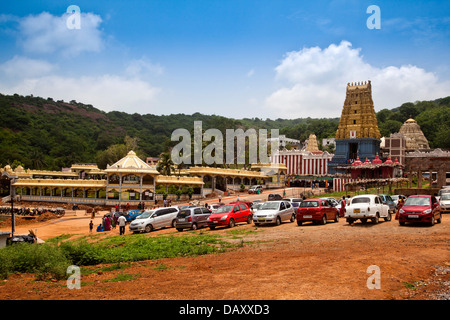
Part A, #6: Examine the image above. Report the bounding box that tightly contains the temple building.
[269,133,334,189]
[2,150,280,206]
[398,118,430,150]
[328,81,381,173]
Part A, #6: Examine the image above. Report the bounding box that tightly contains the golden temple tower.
[336,81,381,140]
[328,80,382,173]
[306,134,320,152]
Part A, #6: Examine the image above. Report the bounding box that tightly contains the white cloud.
[265,41,450,118]
[0,56,56,79]
[16,11,103,56]
[125,58,164,78]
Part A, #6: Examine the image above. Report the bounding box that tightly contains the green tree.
[157,152,174,176]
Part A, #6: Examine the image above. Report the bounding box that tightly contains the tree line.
[0,93,448,171]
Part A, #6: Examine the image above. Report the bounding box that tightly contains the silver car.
[253,200,295,226]
[175,207,212,231]
[129,207,179,233]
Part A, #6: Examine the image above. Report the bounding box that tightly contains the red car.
[207,202,252,229]
[398,195,442,226]
[296,198,339,225]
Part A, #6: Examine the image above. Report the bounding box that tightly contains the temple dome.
[398,118,430,150]
[109,150,150,169]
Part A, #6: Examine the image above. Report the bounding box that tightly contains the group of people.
[89,212,127,235]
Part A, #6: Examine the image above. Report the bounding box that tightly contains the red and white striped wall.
[271,151,334,176]
[332,178,354,192]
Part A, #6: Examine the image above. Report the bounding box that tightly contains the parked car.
[253,200,295,226]
[207,202,252,229]
[296,198,339,225]
[378,194,396,213]
[398,195,442,226]
[324,197,339,208]
[345,195,390,224]
[391,195,407,206]
[248,185,263,194]
[124,209,143,222]
[129,207,179,233]
[175,207,212,231]
[283,198,303,203]
[209,203,224,213]
[268,193,283,201]
[439,192,450,214]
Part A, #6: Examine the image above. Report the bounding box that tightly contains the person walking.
[339,196,346,218]
[118,214,127,235]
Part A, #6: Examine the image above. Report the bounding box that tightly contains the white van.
[129,207,179,233]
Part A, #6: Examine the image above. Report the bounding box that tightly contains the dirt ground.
[0,188,449,301]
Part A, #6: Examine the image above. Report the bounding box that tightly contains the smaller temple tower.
[329,81,381,173]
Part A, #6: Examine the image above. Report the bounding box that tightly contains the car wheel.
[276,216,281,226]
[191,223,198,230]
[372,213,379,224]
[176,228,183,232]
[290,214,295,222]
[247,215,252,224]
[320,215,327,225]
[228,218,235,228]
[429,215,435,226]
[334,213,339,223]
[437,214,442,224]
[384,212,391,222]
[172,219,177,228]
[145,224,153,233]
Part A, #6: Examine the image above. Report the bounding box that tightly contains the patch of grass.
[226,228,261,238]
[103,273,140,283]
[0,233,234,280]
[152,263,169,271]
[403,281,417,290]
[45,234,74,244]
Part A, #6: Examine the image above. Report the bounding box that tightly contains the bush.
[0,243,70,280]
[0,234,232,280]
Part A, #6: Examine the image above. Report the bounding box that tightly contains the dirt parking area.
[0,204,448,300]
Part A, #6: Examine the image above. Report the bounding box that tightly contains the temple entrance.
[349,143,358,160]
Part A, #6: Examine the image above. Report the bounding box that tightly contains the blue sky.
[0,0,449,119]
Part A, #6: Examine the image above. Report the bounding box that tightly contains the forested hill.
[0,93,449,171]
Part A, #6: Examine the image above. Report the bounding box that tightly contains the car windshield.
[300,201,318,207]
[215,205,233,213]
[351,197,370,204]
[260,202,280,210]
[404,197,430,206]
[441,193,450,200]
[136,210,154,219]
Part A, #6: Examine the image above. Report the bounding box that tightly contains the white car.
[344,195,391,224]
[253,200,295,226]
[439,192,450,214]
[129,207,179,233]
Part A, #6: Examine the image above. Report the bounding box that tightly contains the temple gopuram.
[329,80,382,174]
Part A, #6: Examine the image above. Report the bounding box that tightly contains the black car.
[268,193,283,201]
